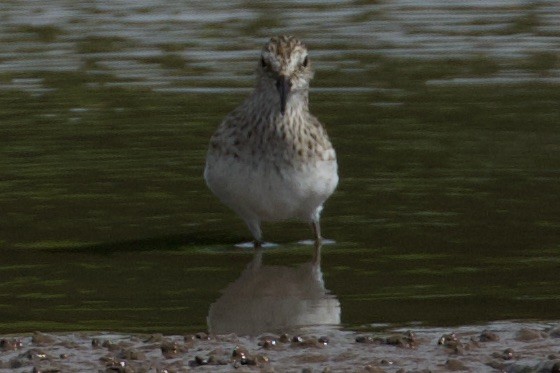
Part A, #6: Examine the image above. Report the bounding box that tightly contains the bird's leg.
[311,220,322,245]
[244,217,263,249]
[311,220,323,265]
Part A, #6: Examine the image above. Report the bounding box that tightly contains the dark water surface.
[1,1,560,334]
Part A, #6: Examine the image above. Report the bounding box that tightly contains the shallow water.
[1,1,560,335]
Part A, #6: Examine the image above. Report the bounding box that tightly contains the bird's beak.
[275,75,291,116]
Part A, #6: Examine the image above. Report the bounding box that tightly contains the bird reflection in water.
[207,244,340,336]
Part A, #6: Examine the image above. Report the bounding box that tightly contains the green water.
[1,1,560,334]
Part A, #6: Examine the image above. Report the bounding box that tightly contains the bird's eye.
[302,56,309,67]
[260,56,267,67]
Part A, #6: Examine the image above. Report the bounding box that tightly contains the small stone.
[292,335,304,343]
[99,356,117,365]
[389,331,416,348]
[548,326,560,338]
[279,334,290,343]
[438,333,458,346]
[385,332,416,348]
[18,348,49,360]
[318,336,329,346]
[232,345,252,364]
[101,340,119,351]
[105,360,129,373]
[0,338,23,351]
[183,334,195,342]
[119,348,145,360]
[143,333,163,343]
[296,336,323,348]
[161,340,180,358]
[254,354,270,365]
[516,328,546,341]
[479,330,500,342]
[242,356,257,365]
[385,335,404,346]
[32,332,54,346]
[258,336,278,349]
[356,335,374,343]
[91,338,101,348]
[195,332,209,340]
[501,348,516,360]
[193,356,208,366]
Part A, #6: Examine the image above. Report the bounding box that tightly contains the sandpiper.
[204,35,338,248]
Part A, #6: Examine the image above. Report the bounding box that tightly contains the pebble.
[101,340,120,352]
[479,330,500,342]
[548,326,560,338]
[232,345,249,360]
[198,355,211,365]
[279,333,291,343]
[195,332,209,340]
[438,332,464,353]
[516,328,547,341]
[118,348,145,360]
[380,331,417,349]
[356,335,376,344]
[438,333,459,346]
[292,335,304,343]
[491,347,517,360]
[160,339,181,358]
[0,338,23,350]
[143,333,163,343]
[258,336,279,349]
[31,331,55,346]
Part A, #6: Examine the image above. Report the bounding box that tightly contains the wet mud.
[2,322,560,372]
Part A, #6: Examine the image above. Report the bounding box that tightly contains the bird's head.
[258,35,313,115]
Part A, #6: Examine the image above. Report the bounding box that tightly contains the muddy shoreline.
[1,321,560,372]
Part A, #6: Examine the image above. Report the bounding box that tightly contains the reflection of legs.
[311,219,322,265]
[311,205,324,265]
[248,248,263,272]
[312,240,322,266]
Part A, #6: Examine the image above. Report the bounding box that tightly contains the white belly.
[205,155,338,223]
